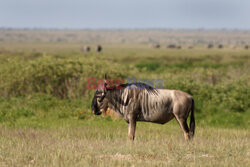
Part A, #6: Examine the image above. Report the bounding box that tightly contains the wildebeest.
[207,44,213,49]
[91,75,195,141]
[152,44,160,48]
[96,45,102,52]
[218,44,223,49]
[81,46,91,52]
[102,107,121,119]
[167,44,177,49]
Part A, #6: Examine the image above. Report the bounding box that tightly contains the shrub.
[0,55,130,99]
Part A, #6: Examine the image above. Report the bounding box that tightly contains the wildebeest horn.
[104,74,108,90]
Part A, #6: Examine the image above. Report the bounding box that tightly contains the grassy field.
[0,120,249,167]
[0,30,249,166]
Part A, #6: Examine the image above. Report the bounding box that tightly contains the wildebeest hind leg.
[175,117,190,141]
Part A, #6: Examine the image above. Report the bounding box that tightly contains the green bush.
[0,55,130,99]
[136,62,160,71]
[0,48,249,128]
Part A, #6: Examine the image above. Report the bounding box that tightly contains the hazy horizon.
[1,27,250,31]
[1,0,250,29]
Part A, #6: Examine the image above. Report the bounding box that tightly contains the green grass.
[0,39,249,166]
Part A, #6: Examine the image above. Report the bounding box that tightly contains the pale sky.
[0,0,250,29]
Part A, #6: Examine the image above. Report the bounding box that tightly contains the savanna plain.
[0,29,249,166]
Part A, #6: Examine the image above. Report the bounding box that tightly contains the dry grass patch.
[0,122,249,167]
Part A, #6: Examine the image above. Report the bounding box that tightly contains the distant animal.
[96,45,102,52]
[152,44,160,48]
[91,75,195,141]
[177,46,182,49]
[207,44,213,49]
[188,46,193,49]
[81,46,91,52]
[167,44,177,49]
[218,44,223,49]
[245,45,249,49]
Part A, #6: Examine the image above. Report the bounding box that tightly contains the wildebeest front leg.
[128,119,136,141]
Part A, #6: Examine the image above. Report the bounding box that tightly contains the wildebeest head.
[91,75,108,115]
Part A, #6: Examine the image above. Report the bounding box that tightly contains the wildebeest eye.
[95,90,104,96]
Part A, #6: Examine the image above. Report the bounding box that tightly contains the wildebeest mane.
[104,83,158,113]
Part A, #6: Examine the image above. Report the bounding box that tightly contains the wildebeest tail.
[189,98,195,137]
